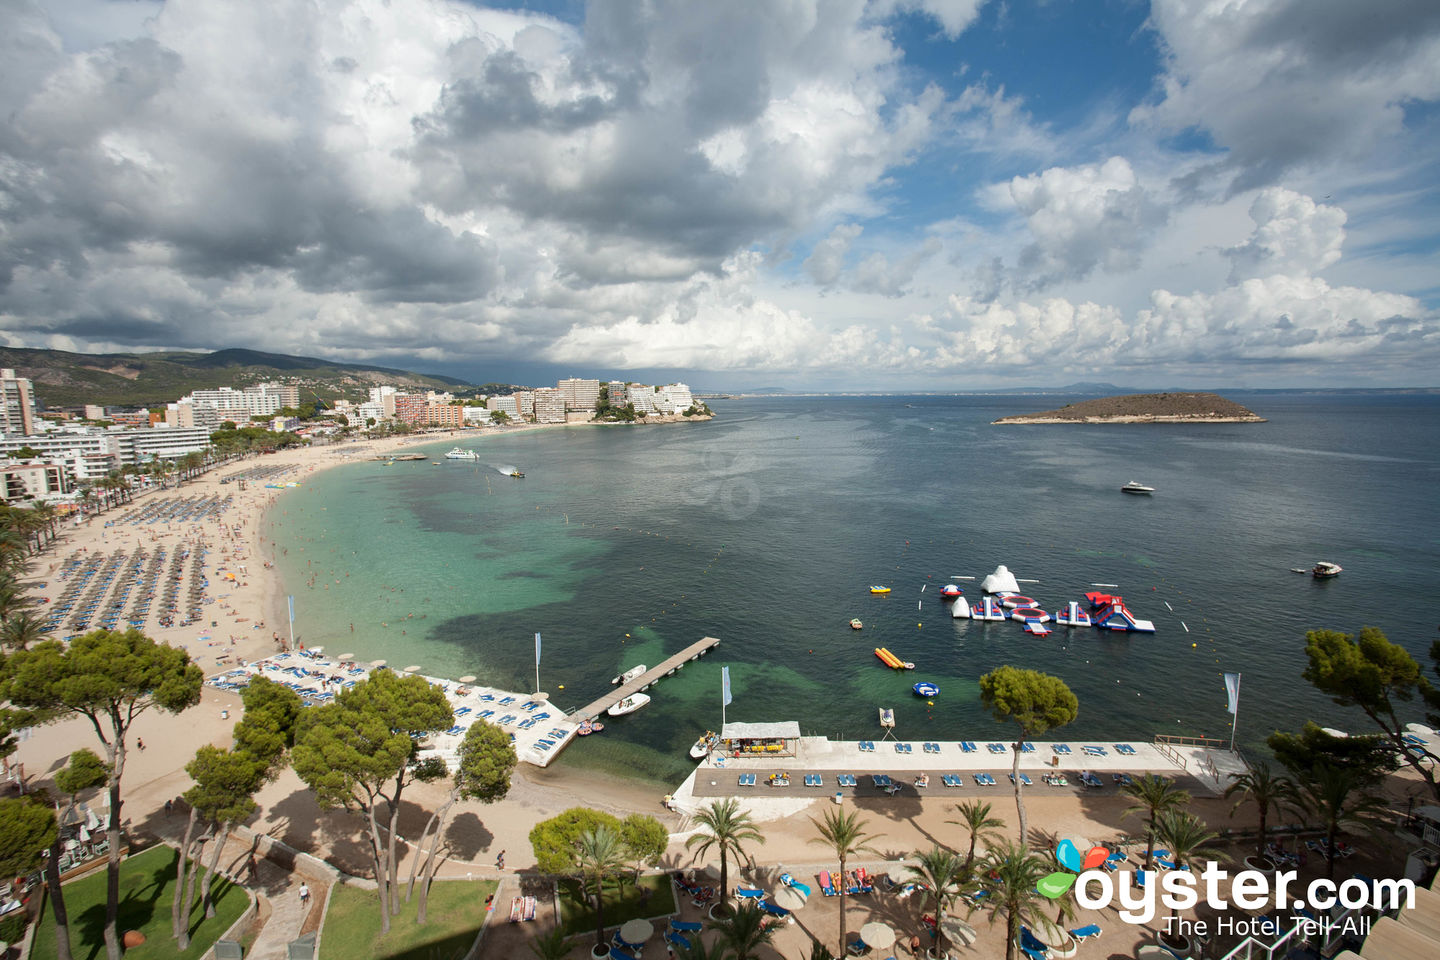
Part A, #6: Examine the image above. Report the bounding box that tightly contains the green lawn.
[557,874,677,937]
[30,844,249,960]
[318,879,497,960]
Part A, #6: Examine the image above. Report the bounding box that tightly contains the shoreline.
[993,414,1268,424]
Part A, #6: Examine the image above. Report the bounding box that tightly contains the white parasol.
[458,675,477,684]
[939,916,977,946]
[618,918,653,944]
[772,885,808,911]
[337,653,355,661]
[403,665,423,673]
[859,922,896,950]
[370,659,387,667]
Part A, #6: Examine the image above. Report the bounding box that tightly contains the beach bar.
[721,721,802,758]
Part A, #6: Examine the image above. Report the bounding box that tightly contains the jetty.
[572,636,722,722]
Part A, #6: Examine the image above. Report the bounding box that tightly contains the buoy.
[558,684,565,689]
[917,623,922,628]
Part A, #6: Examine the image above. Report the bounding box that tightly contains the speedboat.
[913,681,940,698]
[879,707,895,727]
[689,730,720,759]
[611,664,647,685]
[1121,481,1155,494]
[607,693,651,717]
[870,585,891,594]
[445,447,479,460]
[1312,561,1342,579]
[509,470,525,478]
[849,618,863,630]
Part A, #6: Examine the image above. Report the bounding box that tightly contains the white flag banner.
[722,666,733,707]
[1224,672,1241,715]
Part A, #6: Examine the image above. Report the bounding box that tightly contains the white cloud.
[869,0,989,39]
[803,224,864,286]
[1225,188,1346,283]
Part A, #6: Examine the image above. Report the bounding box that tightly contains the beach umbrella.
[310,646,324,654]
[859,922,896,950]
[533,691,550,700]
[403,665,423,673]
[1030,923,1073,949]
[619,919,653,944]
[458,675,477,684]
[370,659,387,667]
[772,884,807,911]
[338,653,355,661]
[939,917,976,946]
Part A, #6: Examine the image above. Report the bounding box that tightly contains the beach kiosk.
[721,721,801,759]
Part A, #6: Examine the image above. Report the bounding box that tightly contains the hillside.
[0,347,472,407]
[993,391,1266,424]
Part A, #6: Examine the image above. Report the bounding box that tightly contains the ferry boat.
[1121,480,1155,494]
[607,693,651,717]
[611,664,647,685]
[689,730,720,759]
[445,447,479,461]
[869,585,892,594]
[1312,561,1342,579]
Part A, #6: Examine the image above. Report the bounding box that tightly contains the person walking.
[299,882,311,906]
[496,850,505,870]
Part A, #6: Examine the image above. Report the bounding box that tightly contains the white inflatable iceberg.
[980,564,1020,595]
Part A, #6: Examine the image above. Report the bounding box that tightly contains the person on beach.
[496,850,505,870]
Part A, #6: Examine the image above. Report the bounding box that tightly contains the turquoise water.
[267,395,1440,785]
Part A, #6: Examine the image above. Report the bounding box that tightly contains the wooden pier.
[571,636,722,722]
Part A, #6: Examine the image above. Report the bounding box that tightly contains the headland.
[993,391,1266,424]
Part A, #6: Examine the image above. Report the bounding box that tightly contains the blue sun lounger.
[1009,772,1033,786]
[669,920,702,933]
[804,774,823,787]
[735,887,764,900]
[894,742,912,753]
[1114,742,1137,755]
[987,742,1006,754]
[1052,743,1072,755]
[872,774,893,787]
[961,741,977,752]
[1069,924,1102,942]
[760,900,790,917]
[738,773,757,786]
[942,774,962,787]
[664,931,691,950]
[837,774,857,787]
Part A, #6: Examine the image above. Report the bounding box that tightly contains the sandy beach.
[10,429,1420,959]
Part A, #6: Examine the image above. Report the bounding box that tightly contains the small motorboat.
[689,730,720,759]
[1312,561,1342,579]
[509,470,525,478]
[879,707,895,728]
[1121,481,1155,494]
[913,681,939,698]
[870,585,892,594]
[850,618,863,630]
[611,664,647,685]
[607,693,651,717]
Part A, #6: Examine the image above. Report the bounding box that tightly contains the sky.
[1,0,1438,390]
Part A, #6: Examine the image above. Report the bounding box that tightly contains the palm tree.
[975,841,1058,960]
[686,798,763,917]
[1153,811,1225,943]
[1295,763,1390,880]
[706,901,774,960]
[3,609,50,651]
[528,927,571,960]
[949,799,1006,871]
[574,824,628,954]
[903,846,968,959]
[1225,760,1300,866]
[809,806,878,956]
[1122,774,1191,869]
[676,933,732,960]
[77,486,96,517]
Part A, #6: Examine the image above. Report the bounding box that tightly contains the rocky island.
[993,391,1266,424]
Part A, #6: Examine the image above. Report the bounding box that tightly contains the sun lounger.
[872,774,892,787]
[1020,742,1035,753]
[1082,745,1107,756]
[942,774,963,787]
[1052,743,1072,755]
[1019,944,1048,960]
[1080,772,1103,788]
[738,773,757,786]
[523,896,537,920]
[804,773,823,787]
[446,725,463,736]
[735,887,765,900]
[780,874,812,897]
[987,742,1006,754]
[894,742,912,753]
[669,920,703,933]
[837,774,857,787]
[664,931,691,950]
[1008,772,1033,786]
[509,897,524,922]
[760,900,790,917]
[609,948,639,960]
[1114,743,1136,755]
[961,741,977,752]
[1155,857,1177,870]
[820,870,837,896]
[973,773,991,786]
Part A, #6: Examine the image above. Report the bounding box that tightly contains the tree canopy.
[0,797,57,879]
[530,808,626,876]
[979,666,1077,847]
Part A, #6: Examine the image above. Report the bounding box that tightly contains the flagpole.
[287,595,295,652]
[1229,673,1241,753]
[534,633,541,694]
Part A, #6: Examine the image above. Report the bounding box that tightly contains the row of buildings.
[0,367,698,503]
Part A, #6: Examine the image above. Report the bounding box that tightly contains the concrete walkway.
[241,852,316,960]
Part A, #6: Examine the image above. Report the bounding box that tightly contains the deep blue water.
[270,393,1440,784]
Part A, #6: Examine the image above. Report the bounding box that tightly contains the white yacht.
[445,447,479,461]
[1120,480,1155,494]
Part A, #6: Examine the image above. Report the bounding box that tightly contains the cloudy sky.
[2,0,1438,389]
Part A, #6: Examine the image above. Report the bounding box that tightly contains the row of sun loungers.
[736,769,1147,790]
[507,895,536,922]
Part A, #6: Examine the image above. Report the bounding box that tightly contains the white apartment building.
[625,384,657,413]
[1,462,71,503]
[558,378,600,411]
[1,368,37,436]
[486,396,519,417]
[166,399,223,431]
[514,391,535,419]
[656,382,694,414]
[355,401,386,424]
[184,385,283,418]
[368,386,398,418]
[462,405,491,425]
[115,425,213,464]
[533,387,566,424]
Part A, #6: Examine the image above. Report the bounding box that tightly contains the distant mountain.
[0,346,472,408]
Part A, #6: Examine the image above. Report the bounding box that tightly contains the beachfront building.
[532,387,566,424]
[183,384,286,418]
[0,462,72,503]
[605,380,626,405]
[1,368,37,436]
[118,425,213,465]
[486,395,519,417]
[165,399,223,431]
[656,382,694,414]
[558,377,600,412]
[514,390,535,420]
[368,386,398,418]
[625,383,657,414]
[106,410,152,429]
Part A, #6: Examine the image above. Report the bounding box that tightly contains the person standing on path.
[496,850,505,870]
[299,882,310,906]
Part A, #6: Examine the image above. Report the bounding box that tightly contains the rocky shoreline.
[994,391,1266,424]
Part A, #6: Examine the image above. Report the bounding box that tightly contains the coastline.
[993,414,1268,424]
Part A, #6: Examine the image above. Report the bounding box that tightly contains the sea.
[266,393,1440,786]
